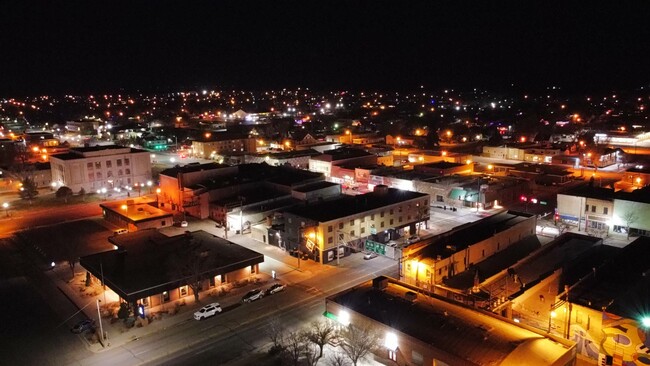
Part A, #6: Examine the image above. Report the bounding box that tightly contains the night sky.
[1,1,649,95]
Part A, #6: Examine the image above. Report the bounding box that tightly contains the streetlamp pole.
[96,299,105,346]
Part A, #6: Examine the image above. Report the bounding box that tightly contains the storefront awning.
[449,188,468,200]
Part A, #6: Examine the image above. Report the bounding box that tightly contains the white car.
[266,283,285,295]
[193,302,222,320]
[180,221,189,227]
[241,289,264,303]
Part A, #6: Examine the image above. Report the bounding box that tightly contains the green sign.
[365,240,386,255]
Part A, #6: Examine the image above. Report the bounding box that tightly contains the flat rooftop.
[413,211,533,260]
[444,235,542,290]
[80,230,263,301]
[100,198,173,223]
[479,233,601,303]
[285,187,427,223]
[311,147,374,162]
[567,236,650,318]
[327,277,575,365]
[160,162,231,177]
[52,145,147,160]
[292,181,340,193]
[561,184,650,204]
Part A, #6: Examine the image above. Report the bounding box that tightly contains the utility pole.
[96,299,105,346]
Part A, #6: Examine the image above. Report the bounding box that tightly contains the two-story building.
[49,145,151,193]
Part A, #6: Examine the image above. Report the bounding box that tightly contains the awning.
[449,188,468,200]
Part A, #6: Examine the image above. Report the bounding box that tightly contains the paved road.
[0,202,102,238]
[64,254,396,366]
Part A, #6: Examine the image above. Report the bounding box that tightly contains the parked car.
[363,252,378,260]
[289,250,309,260]
[407,235,420,244]
[71,319,95,333]
[266,283,285,295]
[180,221,189,227]
[113,228,128,235]
[193,302,222,320]
[241,289,264,303]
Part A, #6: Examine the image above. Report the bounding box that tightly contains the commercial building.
[49,145,151,193]
[100,197,174,232]
[557,185,650,237]
[308,147,377,177]
[158,163,324,225]
[401,211,537,289]
[325,276,576,366]
[191,132,256,158]
[80,230,264,308]
[284,185,429,264]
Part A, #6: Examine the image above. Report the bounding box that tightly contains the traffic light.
[520,195,528,202]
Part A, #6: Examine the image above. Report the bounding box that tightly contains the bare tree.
[306,320,338,359]
[61,237,82,280]
[303,342,321,366]
[326,351,351,366]
[172,234,212,302]
[283,331,307,366]
[340,324,380,366]
[622,210,639,240]
[265,318,286,354]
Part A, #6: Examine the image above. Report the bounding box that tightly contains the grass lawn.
[9,192,104,211]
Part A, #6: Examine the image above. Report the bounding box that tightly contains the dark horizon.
[1,1,649,96]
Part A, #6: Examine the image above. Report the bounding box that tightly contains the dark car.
[241,289,264,303]
[71,319,95,334]
[289,250,309,260]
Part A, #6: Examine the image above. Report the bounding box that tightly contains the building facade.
[49,145,151,193]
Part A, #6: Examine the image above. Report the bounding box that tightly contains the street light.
[2,202,8,217]
[96,299,105,345]
[156,188,161,206]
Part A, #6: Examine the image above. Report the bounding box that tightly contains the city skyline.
[1,1,649,96]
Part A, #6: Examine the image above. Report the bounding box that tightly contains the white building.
[50,145,151,193]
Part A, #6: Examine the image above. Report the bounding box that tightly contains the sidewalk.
[47,256,280,353]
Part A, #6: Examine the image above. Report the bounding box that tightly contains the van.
[113,228,128,235]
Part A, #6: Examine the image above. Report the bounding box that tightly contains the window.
[388,350,397,362]
[436,195,444,202]
[96,172,102,179]
[117,159,122,167]
[87,162,93,170]
[118,169,123,176]
[107,171,113,178]
[360,217,365,223]
[380,221,385,228]
[350,220,354,226]
[106,160,112,168]
[389,209,394,215]
[380,211,385,218]
[328,225,333,233]
[162,291,170,302]
[399,216,403,223]
[328,237,333,244]
[360,227,365,234]
[390,219,394,225]
[350,230,355,236]
[371,214,375,220]
[180,285,188,297]
[412,350,423,365]
[407,215,411,220]
[141,297,149,307]
[591,205,596,213]
[585,204,589,212]
[604,207,608,215]
[88,173,94,181]
[124,158,130,165]
[95,161,101,169]
[125,168,131,174]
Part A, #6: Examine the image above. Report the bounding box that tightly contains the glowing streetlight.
[2,202,8,217]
